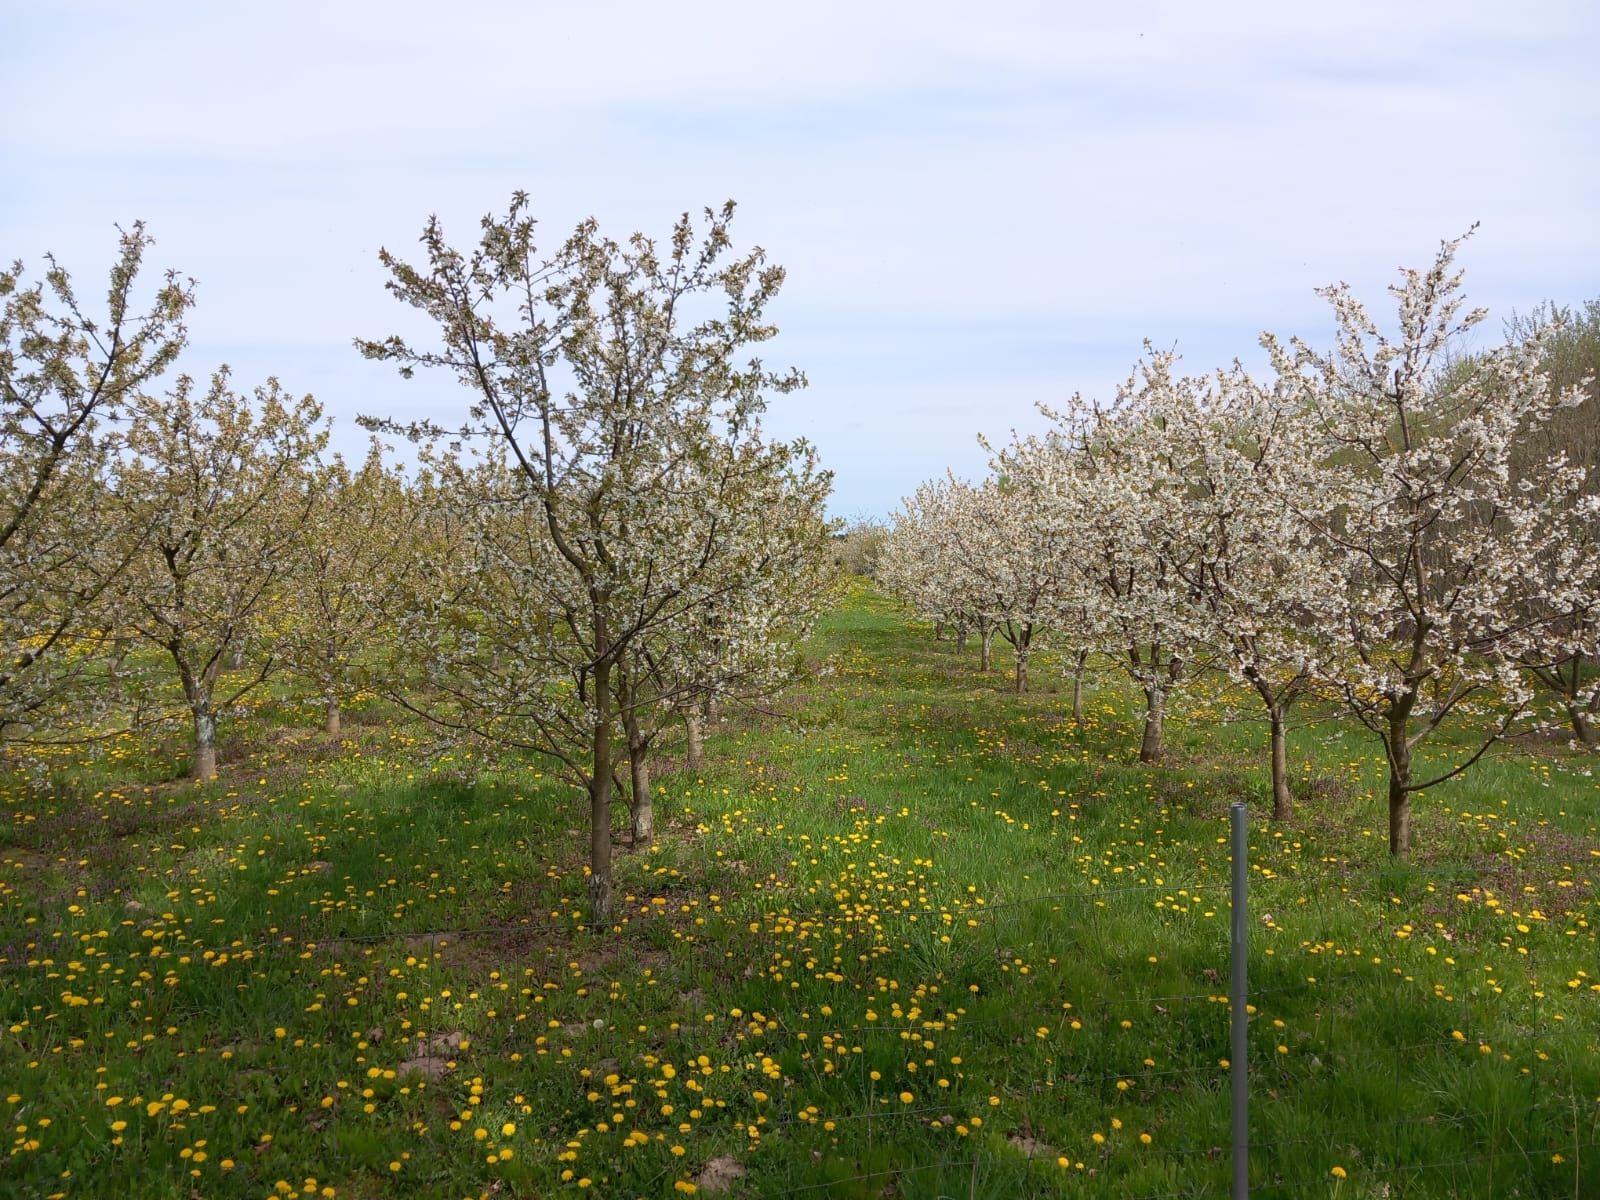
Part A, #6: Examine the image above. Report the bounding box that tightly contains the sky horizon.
[7,0,1596,518]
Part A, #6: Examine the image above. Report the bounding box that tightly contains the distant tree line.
[881,233,1599,855]
[1,201,837,924]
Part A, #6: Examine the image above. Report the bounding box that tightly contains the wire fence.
[8,799,1597,1198]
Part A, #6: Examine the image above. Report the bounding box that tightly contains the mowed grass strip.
[2,581,1597,1198]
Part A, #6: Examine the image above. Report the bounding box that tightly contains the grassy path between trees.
[3,582,1597,1198]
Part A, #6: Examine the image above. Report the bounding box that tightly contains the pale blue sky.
[6,0,1596,515]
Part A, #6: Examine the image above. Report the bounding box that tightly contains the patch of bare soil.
[1007,1132,1061,1161]
[695,1155,747,1194]
[397,1030,465,1079]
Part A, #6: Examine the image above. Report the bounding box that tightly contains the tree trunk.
[588,658,615,926]
[325,692,342,738]
[1268,705,1291,820]
[229,643,247,670]
[629,747,653,843]
[1012,626,1032,694]
[1070,650,1088,723]
[193,703,218,781]
[175,649,220,782]
[1386,721,1412,856]
[1138,684,1164,764]
[623,699,653,844]
[107,641,129,703]
[1387,771,1411,856]
[934,619,945,642]
[1568,704,1597,750]
[979,624,994,672]
[685,710,705,771]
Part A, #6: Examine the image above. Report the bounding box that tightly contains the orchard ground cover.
[2,582,1597,1199]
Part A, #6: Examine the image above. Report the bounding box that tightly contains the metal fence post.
[1230,801,1249,1200]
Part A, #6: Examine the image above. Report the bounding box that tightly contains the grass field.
[3,582,1598,1198]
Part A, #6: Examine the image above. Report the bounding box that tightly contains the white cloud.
[5,0,1595,513]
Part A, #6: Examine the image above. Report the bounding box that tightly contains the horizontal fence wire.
[14,842,1595,1199]
[758,1157,986,1198]
[109,876,1240,962]
[748,1137,1600,1200]
[126,857,1534,962]
[300,947,1592,1194]
[1159,1108,1585,1161]
[1247,1140,1600,1194]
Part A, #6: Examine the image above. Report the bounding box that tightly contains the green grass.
[3,581,1597,1198]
